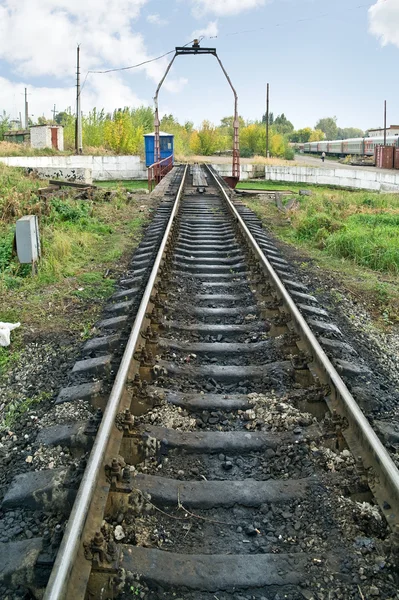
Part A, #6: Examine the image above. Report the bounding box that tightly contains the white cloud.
[164,77,189,94]
[0,0,187,118]
[369,0,399,47]
[0,0,151,78]
[191,21,219,40]
[191,0,266,17]
[147,13,169,26]
[0,74,147,121]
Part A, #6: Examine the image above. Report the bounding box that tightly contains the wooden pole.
[266,83,270,158]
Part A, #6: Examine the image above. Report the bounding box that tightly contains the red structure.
[154,41,240,188]
[148,155,174,191]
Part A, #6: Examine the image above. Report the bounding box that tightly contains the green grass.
[287,190,399,273]
[242,187,399,325]
[0,164,150,342]
[95,180,148,191]
[237,179,363,193]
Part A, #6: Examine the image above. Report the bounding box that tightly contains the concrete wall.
[26,167,92,183]
[0,155,147,181]
[30,127,51,149]
[212,163,399,192]
[263,166,399,192]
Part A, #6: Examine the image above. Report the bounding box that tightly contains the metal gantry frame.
[154,41,240,186]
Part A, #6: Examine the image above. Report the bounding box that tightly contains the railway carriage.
[327,140,343,154]
[304,134,399,157]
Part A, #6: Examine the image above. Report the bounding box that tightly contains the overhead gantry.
[153,40,240,187]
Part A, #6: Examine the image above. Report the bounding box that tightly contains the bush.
[0,228,14,272]
[284,146,295,160]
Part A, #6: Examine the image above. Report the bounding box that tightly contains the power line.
[88,48,176,75]
[205,0,389,40]
[78,38,200,97]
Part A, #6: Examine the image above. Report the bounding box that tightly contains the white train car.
[303,135,399,156]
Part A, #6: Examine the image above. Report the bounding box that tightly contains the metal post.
[24,88,29,130]
[266,83,270,159]
[19,112,22,130]
[76,45,83,154]
[52,104,57,121]
[384,100,387,146]
[154,54,177,163]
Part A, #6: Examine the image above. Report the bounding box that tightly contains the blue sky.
[0,0,397,131]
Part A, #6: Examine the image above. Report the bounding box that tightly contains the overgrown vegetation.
[0,164,150,339]
[240,181,399,325]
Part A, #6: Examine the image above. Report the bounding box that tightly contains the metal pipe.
[214,53,240,180]
[154,53,177,163]
[208,164,399,515]
[44,164,188,600]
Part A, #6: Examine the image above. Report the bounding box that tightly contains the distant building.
[30,125,64,151]
[367,125,399,137]
[4,130,30,144]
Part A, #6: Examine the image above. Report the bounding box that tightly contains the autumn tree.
[309,129,325,142]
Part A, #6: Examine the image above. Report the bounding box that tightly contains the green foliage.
[287,188,399,273]
[50,198,92,223]
[0,228,14,272]
[315,116,337,140]
[0,111,10,141]
[273,113,294,135]
[190,120,225,156]
[337,127,365,140]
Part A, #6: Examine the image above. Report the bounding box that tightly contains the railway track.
[2,164,399,600]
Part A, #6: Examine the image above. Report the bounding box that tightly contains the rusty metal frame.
[148,154,174,191]
[154,41,240,185]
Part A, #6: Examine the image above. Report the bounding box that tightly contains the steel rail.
[44,164,188,600]
[208,164,399,516]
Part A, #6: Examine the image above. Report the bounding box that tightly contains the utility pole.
[24,87,29,130]
[265,83,270,158]
[52,104,57,122]
[384,100,387,146]
[75,45,83,154]
[19,112,22,130]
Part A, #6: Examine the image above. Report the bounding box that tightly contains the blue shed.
[144,131,174,167]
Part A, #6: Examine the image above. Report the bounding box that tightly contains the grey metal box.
[16,215,41,263]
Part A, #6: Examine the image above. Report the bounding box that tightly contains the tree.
[55,111,71,126]
[189,121,224,156]
[262,112,274,125]
[273,114,294,135]
[0,111,10,140]
[315,117,337,140]
[337,127,364,140]
[289,127,313,143]
[309,129,325,142]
